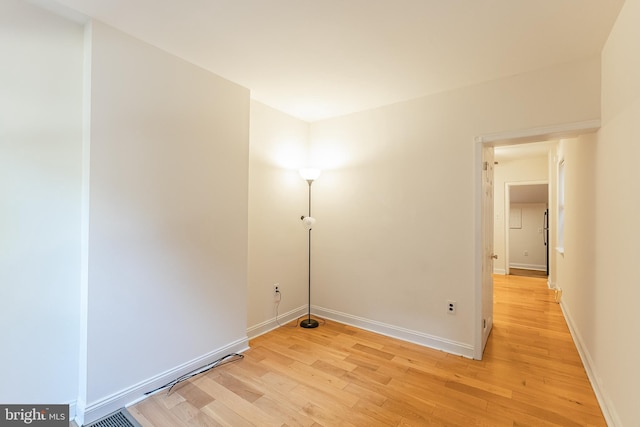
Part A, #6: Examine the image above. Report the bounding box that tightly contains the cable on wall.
[274,289,326,328]
[144,353,244,396]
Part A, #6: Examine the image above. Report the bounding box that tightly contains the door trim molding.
[474,119,600,145]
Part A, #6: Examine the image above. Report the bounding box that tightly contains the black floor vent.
[83,408,142,427]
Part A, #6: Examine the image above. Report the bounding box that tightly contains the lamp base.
[300,318,319,329]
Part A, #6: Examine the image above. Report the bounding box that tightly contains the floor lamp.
[299,168,321,328]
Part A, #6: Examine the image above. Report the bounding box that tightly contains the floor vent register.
[83,409,142,427]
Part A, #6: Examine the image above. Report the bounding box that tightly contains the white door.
[481,146,495,352]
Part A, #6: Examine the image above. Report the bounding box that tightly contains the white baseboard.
[246,306,308,339]
[67,400,76,423]
[76,337,249,426]
[509,263,546,271]
[313,306,474,359]
[559,301,620,426]
[75,398,86,426]
[493,268,506,275]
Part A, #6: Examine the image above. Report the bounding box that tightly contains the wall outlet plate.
[447,300,456,315]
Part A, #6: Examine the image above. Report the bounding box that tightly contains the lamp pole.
[300,177,319,328]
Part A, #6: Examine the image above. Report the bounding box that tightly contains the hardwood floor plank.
[200,400,256,427]
[380,396,435,425]
[131,275,606,426]
[446,371,513,399]
[212,370,263,403]
[127,405,156,427]
[198,376,281,427]
[134,395,190,427]
[387,377,489,412]
[297,401,360,427]
[252,394,317,427]
[351,398,403,426]
[184,411,225,427]
[309,359,350,379]
[169,401,208,425]
[173,381,214,409]
[259,359,354,404]
[342,382,387,406]
[351,343,395,360]
[351,365,392,385]
[430,403,505,427]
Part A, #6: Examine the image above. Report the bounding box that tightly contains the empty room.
[1,0,639,426]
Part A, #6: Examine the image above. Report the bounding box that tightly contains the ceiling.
[41,0,624,122]
[494,140,556,162]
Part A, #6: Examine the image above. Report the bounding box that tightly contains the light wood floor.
[130,275,605,426]
[509,268,548,278]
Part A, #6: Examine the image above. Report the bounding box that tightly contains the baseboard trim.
[67,400,76,423]
[559,301,620,426]
[77,337,249,426]
[313,306,474,359]
[246,306,308,339]
[509,263,546,271]
[493,268,506,275]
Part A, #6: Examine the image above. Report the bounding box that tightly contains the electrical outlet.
[273,283,280,299]
[447,300,456,315]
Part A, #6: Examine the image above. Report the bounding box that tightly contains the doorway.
[474,120,600,360]
[504,182,549,278]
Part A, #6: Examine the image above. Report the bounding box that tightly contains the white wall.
[553,136,596,327]
[79,21,250,423]
[553,134,603,415]
[247,101,310,336]
[0,0,83,405]
[309,56,600,356]
[509,203,547,270]
[557,1,640,424]
[493,155,549,274]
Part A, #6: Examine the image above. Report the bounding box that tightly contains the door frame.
[473,119,600,360]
